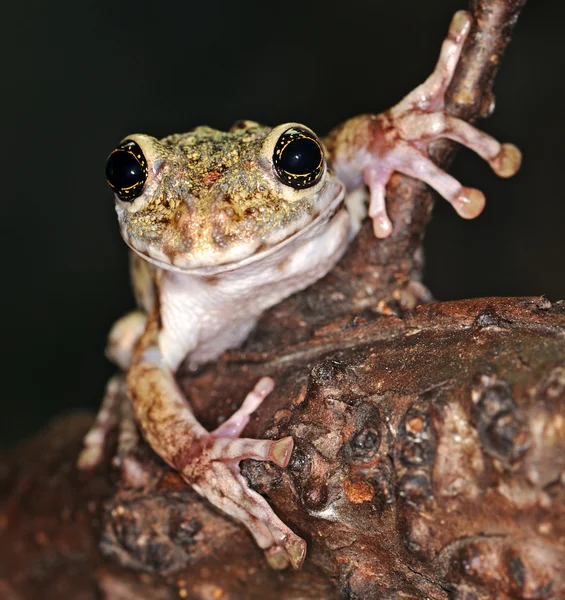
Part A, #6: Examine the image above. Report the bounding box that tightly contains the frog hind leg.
[77,311,146,472]
[77,374,124,470]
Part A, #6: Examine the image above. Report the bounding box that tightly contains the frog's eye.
[105,140,148,202]
[273,127,324,189]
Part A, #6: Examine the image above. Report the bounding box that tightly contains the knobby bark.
[5,2,563,600]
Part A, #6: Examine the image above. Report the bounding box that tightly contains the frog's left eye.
[273,127,324,189]
[106,140,148,202]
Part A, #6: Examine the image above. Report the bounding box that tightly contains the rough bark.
[4,1,561,600]
[3,297,564,600]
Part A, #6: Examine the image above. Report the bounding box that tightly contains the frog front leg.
[127,307,307,570]
[326,10,521,238]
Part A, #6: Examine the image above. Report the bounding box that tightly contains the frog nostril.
[273,127,324,189]
[106,140,148,202]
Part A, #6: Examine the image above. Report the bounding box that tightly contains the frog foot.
[369,10,522,237]
[328,10,521,238]
[175,377,307,570]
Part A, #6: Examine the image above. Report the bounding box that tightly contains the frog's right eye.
[105,140,148,202]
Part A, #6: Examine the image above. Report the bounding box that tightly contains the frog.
[78,11,521,571]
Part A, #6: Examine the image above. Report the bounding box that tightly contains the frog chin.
[124,181,346,276]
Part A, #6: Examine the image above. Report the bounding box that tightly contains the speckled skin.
[79,11,521,570]
[119,122,345,272]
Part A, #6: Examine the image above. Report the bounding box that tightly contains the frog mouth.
[123,181,347,276]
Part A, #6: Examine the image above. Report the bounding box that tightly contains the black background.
[2,1,563,447]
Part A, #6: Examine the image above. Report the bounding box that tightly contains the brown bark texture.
[5,1,563,599]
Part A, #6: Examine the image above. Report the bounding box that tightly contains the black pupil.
[279,137,321,175]
[106,148,144,191]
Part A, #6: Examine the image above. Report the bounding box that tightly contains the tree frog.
[79,11,521,570]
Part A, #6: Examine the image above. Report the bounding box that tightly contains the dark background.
[2,1,563,447]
